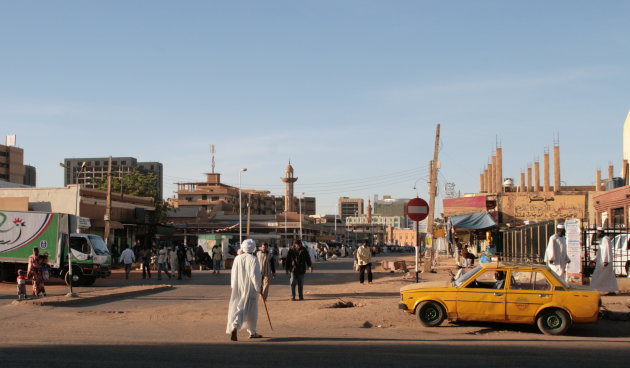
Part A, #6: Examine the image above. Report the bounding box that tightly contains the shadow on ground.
[1,341,628,368]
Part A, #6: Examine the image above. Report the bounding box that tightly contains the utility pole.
[424,124,440,272]
[246,193,252,237]
[104,156,112,246]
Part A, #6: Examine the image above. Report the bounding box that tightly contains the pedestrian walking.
[120,245,136,279]
[590,227,619,294]
[212,244,223,274]
[226,239,263,342]
[184,245,194,277]
[169,245,181,280]
[257,242,276,301]
[27,247,46,296]
[157,246,171,280]
[357,241,373,284]
[142,248,152,279]
[279,246,289,270]
[285,240,313,301]
[545,224,570,280]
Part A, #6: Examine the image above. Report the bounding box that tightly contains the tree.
[93,169,169,224]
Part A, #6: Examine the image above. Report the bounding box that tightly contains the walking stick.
[260,293,274,331]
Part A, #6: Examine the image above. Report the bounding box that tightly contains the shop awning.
[91,219,125,230]
[450,212,496,230]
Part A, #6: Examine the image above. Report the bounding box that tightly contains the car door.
[506,270,553,323]
[457,269,506,321]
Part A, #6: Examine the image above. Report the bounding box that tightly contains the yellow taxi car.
[399,263,600,335]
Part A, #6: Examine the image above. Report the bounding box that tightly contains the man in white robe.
[590,227,618,294]
[544,224,570,280]
[226,239,262,341]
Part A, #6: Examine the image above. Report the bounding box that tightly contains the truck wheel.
[64,269,83,287]
[416,301,445,327]
[537,309,571,335]
[82,276,96,286]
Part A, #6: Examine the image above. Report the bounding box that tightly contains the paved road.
[1,254,629,367]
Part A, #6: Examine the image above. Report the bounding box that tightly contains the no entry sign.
[407,197,429,222]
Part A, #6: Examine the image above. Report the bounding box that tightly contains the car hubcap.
[423,307,438,321]
[546,314,561,329]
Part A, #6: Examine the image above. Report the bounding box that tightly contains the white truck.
[0,210,112,286]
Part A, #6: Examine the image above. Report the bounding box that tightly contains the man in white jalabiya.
[544,224,570,280]
[590,227,618,295]
[226,239,262,341]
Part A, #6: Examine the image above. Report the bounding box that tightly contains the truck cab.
[66,234,112,285]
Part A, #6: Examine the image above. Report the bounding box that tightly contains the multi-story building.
[62,157,163,199]
[24,165,36,186]
[338,197,364,220]
[374,196,409,217]
[0,143,25,185]
[172,171,316,217]
[345,215,406,229]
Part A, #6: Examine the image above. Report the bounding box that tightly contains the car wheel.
[416,301,445,327]
[536,309,571,335]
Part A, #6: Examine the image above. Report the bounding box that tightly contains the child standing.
[17,269,27,300]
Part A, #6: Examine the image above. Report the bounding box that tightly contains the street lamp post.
[239,168,247,244]
[59,161,88,297]
[299,192,304,240]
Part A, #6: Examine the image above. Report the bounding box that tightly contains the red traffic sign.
[407,197,429,222]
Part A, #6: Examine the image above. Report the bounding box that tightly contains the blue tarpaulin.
[450,212,496,229]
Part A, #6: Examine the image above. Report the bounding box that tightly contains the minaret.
[280,162,298,212]
[366,199,372,224]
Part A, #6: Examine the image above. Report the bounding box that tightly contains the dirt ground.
[0,253,629,367]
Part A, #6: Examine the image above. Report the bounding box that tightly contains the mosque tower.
[281,161,298,212]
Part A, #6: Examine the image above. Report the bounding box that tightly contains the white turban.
[556,224,565,229]
[596,227,604,231]
[240,239,257,254]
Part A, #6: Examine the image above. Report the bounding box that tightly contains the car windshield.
[88,235,110,256]
[454,265,482,287]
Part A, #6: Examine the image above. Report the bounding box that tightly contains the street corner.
[9,284,174,307]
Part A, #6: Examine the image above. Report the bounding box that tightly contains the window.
[121,160,127,165]
[612,208,625,227]
[465,270,503,289]
[70,237,90,254]
[95,161,100,166]
[510,271,551,291]
[202,194,207,200]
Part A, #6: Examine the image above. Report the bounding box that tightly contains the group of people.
[226,239,313,341]
[545,224,618,294]
[119,243,196,281]
[16,247,49,300]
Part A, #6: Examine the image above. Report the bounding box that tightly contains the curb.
[10,285,174,307]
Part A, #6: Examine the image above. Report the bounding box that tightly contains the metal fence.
[582,227,630,277]
[501,222,630,277]
[500,221,555,264]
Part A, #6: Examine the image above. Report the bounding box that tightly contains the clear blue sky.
[1,1,629,214]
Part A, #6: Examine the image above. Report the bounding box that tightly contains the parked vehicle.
[0,210,111,286]
[399,263,600,335]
